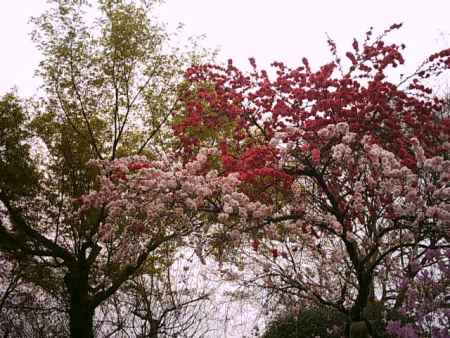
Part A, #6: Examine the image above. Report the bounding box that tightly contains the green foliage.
[262,306,347,338]
[0,93,39,201]
[30,0,204,171]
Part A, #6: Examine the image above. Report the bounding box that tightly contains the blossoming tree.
[0,1,217,337]
[171,25,450,337]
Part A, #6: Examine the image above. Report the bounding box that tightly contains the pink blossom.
[218,213,229,222]
[223,205,233,214]
[335,122,349,135]
[230,229,241,242]
[342,132,356,144]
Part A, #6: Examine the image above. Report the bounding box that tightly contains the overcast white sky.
[1,0,449,98]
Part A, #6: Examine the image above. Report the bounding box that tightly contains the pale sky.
[1,0,449,98]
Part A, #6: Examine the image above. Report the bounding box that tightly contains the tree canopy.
[1,0,214,337]
[1,4,450,338]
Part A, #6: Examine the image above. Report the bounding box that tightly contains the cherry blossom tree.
[171,24,450,337]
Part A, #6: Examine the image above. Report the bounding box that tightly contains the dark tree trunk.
[65,268,95,338]
[346,271,381,338]
[351,273,371,321]
[149,318,159,338]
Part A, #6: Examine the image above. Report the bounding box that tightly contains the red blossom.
[252,239,260,252]
[127,162,151,171]
[271,249,278,258]
[311,148,321,163]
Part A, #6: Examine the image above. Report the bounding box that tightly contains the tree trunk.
[149,318,159,338]
[348,272,375,338]
[350,273,371,321]
[65,268,95,338]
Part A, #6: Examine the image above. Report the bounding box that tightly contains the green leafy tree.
[0,1,211,337]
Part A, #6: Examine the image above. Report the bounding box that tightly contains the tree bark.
[65,268,95,338]
[149,318,159,338]
[351,272,371,321]
[348,272,374,338]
